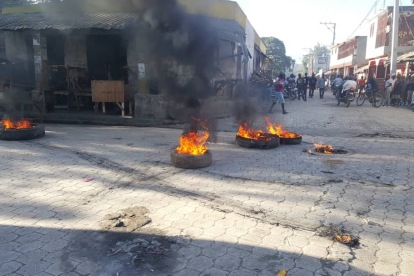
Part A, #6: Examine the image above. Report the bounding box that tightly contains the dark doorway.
[46,35,64,66]
[86,35,127,81]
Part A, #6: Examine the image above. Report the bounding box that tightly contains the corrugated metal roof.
[0,12,139,30]
[0,13,246,42]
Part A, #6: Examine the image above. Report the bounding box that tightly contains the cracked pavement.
[1,94,414,275]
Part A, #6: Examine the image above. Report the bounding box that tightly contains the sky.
[234,0,413,62]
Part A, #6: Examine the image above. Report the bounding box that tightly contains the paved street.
[1,93,414,276]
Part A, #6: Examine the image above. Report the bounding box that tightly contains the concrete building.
[365,6,414,86]
[329,36,368,77]
[0,0,267,120]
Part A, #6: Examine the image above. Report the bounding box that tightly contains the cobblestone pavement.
[1,94,414,276]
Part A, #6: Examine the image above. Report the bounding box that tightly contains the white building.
[329,36,368,76]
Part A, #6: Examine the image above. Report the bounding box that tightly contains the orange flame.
[237,123,269,141]
[1,119,33,130]
[265,116,301,138]
[175,118,209,155]
[335,233,352,243]
[313,141,334,154]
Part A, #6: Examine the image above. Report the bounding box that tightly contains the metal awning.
[397,51,414,63]
[0,12,139,30]
[355,65,369,74]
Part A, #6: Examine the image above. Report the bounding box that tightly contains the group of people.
[268,72,328,114]
[383,73,414,107]
[268,70,414,114]
[286,73,328,100]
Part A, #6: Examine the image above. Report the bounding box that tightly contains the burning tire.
[171,150,212,169]
[280,135,302,145]
[236,134,280,149]
[0,125,45,141]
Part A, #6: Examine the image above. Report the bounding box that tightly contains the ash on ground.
[96,206,183,275]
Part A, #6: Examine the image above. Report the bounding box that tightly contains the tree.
[262,37,295,77]
[302,43,330,72]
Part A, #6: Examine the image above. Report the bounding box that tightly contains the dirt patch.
[100,207,152,232]
[356,132,414,140]
[323,159,345,165]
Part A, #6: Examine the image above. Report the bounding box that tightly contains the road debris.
[277,270,287,276]
[83,177,94,182]
[100,206,152,232]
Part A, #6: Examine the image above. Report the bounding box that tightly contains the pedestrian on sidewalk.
[296,74,306,101]
[384,74,395,106]
[268,73,288,114]
[309,73,317,98]
[303,72,309,101]
[392,74,402,106]
[318,73,326,99]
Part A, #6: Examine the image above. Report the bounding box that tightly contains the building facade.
[365,6,414,81]
[329,36,368,76]
[0,0,267,120]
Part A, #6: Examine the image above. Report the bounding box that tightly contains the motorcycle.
[284,84,297,101]
[336,88,355,107]
[332,85,340,96]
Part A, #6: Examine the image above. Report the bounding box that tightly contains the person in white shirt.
[341,76,357,98]
[384,74,395,106]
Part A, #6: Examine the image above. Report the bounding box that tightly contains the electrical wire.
[347,0,383,39]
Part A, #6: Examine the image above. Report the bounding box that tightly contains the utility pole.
[302,48,312,73]
[320,22,336,46]
[390,0,399,75]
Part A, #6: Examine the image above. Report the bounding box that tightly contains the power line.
[347,0,382,39]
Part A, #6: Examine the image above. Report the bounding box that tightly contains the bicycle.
[356,88,384,108]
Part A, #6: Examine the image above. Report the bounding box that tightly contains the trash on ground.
[277,270,287,276]
[100,206,152,232]
[83,177,94,182]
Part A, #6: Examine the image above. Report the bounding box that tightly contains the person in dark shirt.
[303,72,309,101]
[296,74,306,101]
[309,73,317,98]
[368,74,379,91]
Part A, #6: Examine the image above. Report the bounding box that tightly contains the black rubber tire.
[236,134,280,149]
[289,91,296,101]
[0,125,45,141]
[372,93,384,108]
[280,136,302,145]
[356,94,365,106]
[171,151,212,169]
[346,94,351,107]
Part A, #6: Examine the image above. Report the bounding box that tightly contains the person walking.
[318,73,326,99]
[392,74,402,106]
[384,74,395,106]
[309,73,317,98]
[303,72,309,101]
[268,73,288,114]
[358,76,366,94]
[296,74,306,101]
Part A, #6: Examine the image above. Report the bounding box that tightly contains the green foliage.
[262,37,295,76]
[302,43,330,72]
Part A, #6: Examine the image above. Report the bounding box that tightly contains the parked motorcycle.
[336,89,355,107]
[284,85,297,101]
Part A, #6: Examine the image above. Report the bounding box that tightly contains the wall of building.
[366,11,414,60]
[356,37,368,66]
[64,36,87,68]
[4,30,35,86]
[245,19,255,79]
